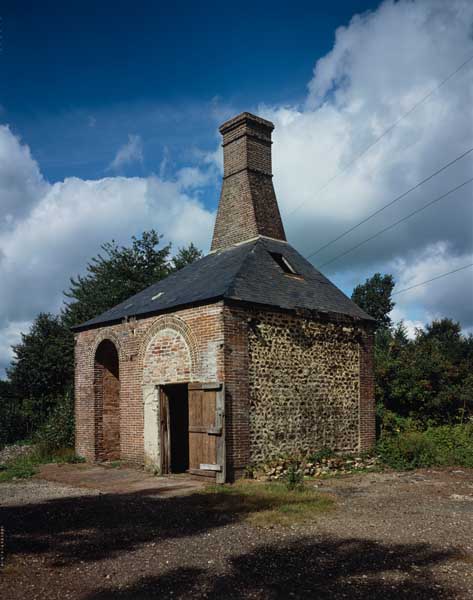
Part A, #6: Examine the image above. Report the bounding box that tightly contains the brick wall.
[359,329,376,451]
[75,303,225,466]
[222,304,251,480]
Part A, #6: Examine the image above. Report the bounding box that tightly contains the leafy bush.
[0,380,28,448]
[33,392,74,453]
[424,424,473,467]
[377,431,435,469]
[377,423,473,470]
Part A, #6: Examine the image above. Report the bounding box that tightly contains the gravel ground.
[0,479,99,506]
[0,468,472,599]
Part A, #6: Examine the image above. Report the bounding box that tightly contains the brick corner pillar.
[74,331,97,462]
[222,304,251,481]
[210,112,286,252]
[359,328,376,451]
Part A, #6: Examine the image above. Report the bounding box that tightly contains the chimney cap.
[219,112,274,135]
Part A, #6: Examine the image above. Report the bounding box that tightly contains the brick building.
[73,112,375,482]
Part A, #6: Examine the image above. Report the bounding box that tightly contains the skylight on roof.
[269,252,298,275]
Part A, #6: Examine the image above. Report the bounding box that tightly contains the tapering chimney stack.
[210,112,286,252]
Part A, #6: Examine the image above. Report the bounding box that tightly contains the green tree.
[375,318,473,425]
[171,242,203,272]
[351,273,395,329]
[7,313,74,434]
[63,230,202,328]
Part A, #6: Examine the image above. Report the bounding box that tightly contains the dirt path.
[36,463,206,496]
[1,467,472,599]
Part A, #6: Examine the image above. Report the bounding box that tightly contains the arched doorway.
[94,339,120,461]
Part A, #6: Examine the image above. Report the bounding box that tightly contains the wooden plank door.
[159,387,170,474]
[188,383,225,483]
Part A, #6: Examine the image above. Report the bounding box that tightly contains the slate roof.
[73,237,374,331]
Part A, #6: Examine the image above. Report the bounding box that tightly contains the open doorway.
[161,384,189,474]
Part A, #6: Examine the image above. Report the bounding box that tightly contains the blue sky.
[0,0,472,375]
[2,0,376,185]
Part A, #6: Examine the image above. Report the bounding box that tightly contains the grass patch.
[0,455,38,482]
[0,445,85,483]
[201,480,334,527]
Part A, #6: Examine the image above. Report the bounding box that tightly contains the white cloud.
[0,125,48,228]
[175,166,215,190]
[255,0,473,331]
[0,127,214,376]
[108,133,144,171]
[0,320,32,376]
[390,242,473,327]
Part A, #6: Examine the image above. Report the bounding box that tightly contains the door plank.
[188,385,221,477]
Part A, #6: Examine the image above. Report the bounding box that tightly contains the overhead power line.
[306,146,473,260]
[288,52,473,218]
[317,177,473,269]
[392,263,473,296]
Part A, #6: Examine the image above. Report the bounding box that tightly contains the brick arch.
[140,315,200,384]
[87,330,125,371]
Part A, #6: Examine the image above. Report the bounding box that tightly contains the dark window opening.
[269,252,299,275]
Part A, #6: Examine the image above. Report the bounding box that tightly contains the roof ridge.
[223,239,261,298]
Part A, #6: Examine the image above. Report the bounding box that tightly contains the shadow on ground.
[0,487,239,565]
[84,537,457,599]
[0,486,461,598]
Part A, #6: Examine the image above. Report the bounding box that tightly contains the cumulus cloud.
[390,242,473,328]
[257,0,473,330]
[0,125,48,227]
[108,133,144,171]
[0,127,214,376]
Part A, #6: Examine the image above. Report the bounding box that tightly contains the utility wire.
[287,52,473,218]
[392,263,473,296]
[317,177,473,269]
[306,146,473,259]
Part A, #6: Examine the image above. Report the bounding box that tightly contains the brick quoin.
[74,112,375,481]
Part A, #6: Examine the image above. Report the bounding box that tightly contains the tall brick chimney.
[210,112,286,252]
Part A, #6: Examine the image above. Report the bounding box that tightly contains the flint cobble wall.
[246,309,375,464]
